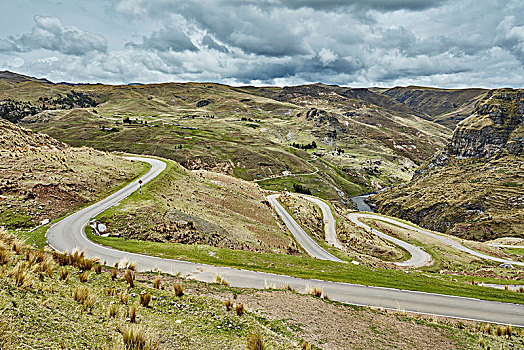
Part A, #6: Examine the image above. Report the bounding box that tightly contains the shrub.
[496,325,504,336]
[246,332,265,350]
[235,302,245,316]
[139,291,151,307]
[124,269,135,288]
[110,268,118,281]
[120,325,158,350]
[173,284,184,297]
[152,276,161,289]
[481,323,491,335]
[79,271,89,283]
[224,299,233,311]
[93,263,102,274]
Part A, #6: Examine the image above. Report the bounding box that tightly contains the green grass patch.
[87,231,524,305]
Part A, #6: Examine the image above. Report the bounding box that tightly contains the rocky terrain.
[372,89,524,241]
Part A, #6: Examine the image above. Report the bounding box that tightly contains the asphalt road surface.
[46,156,524,326]
[266,194,344,262]
[347,213,433,268]
[298,194,344,249]
[349,213,524,267]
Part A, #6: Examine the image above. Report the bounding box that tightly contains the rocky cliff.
[371,89,524,241]
[447,89,523,157]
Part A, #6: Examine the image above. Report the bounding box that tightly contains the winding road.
[349,213,524,268]
[266,194,344,262]
[297,194,344,249]
[46,156,524,326]
[347,213,433,268]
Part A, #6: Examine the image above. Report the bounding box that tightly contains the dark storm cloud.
[201,34,229,53]
[0,16,107,55]
[126,27,198,52]
[228,0,446,11]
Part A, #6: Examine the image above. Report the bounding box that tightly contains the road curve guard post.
[138,179,143,194]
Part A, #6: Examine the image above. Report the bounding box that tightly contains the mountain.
[378,86,487,129]
[0,72,452,202]
[0,117,65,150]
[372,88,524,241]
[0,70,52,84]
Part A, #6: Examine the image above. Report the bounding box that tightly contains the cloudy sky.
[0,0,523,87]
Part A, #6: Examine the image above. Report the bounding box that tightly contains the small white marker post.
[138,179,143,194]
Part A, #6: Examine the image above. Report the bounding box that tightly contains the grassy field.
[3,227,521,349]
[87,230,524,305]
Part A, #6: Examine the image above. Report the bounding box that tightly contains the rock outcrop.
[446,89,523,158]
[371,89,524,241]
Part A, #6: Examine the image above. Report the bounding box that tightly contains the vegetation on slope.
[372,89,524,241]
[2,228,519,349]
[0,71,452,201]
[0,119,147,239]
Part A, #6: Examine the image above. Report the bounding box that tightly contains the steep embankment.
[372,89,524,241]
[0,119,146,238]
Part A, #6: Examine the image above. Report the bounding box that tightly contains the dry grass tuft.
[119,291,129,305]
[108,303,119,318]
[79,271,89,283]
[127,261,137,271]
[58,267,68,282]
[126,305,137,323]
[10,238,24,255]
[224,299,233,311]
[173,284,184,297]
[215,273,229,286]
[93,263,102,274]
[246,332,265,350]
[110,268,118,281]
[0,248,12,265]
[301,340,312,350]
[124,269,135,288]
[478,336,485,348]
[82,294,96,313]
[305,286,322,298]
[106,287,118,297]
[235,302,245,316]
[120,324,158,350]
[0,318,12,350]
[139,291,151,307]
[8,262,32,288]
[73,285,89,303]
[152,276,161,289]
